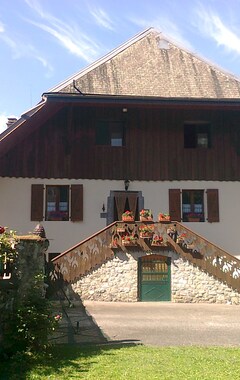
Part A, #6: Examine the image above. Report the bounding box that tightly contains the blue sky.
[1,0,240,132]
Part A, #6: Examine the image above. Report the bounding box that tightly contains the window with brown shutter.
[31,184,44,221]
[31,184,83,222]
[207,189,219,222]
[169,189,181,221]
[71,184,83,221]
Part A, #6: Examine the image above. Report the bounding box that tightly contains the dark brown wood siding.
[1,105,240,181]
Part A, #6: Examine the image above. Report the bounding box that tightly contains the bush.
[0,227,57,357]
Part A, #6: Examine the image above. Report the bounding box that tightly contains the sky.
[1,0,240,132]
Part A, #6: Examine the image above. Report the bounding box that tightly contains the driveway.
[84,301,240,346]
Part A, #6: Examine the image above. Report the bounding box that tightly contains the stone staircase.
[51,221,240,294]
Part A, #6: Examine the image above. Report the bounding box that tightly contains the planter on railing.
[139,209,153,222]
[158,213,171,222]
[122,211,134,222]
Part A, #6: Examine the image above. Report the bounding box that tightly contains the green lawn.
[2,344,240,380]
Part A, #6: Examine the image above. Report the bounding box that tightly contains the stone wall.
[71,251,142,302]
[70,250,240,304]
[172,257,240,304]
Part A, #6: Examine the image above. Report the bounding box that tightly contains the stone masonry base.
[69,250,240,304]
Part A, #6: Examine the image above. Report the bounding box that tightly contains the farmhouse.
[1,28,240,302]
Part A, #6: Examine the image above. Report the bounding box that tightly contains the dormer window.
[184,122,211,148]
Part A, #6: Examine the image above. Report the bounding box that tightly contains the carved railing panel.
[168,222,240,292]
[52,223,115,283]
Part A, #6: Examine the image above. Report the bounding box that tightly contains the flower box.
[140,216,153,222]
[151,235,164,246]
[139,209,153,222]
[122,216,134,222]
[139,224,154,239]
[122,210,134,221]
[116,227,126,233]
[158,213,171,222]
[139,232,154,239]
[122,239,137,246]
[188,217,200,222]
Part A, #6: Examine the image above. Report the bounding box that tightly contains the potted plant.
[139,224,154,238]
[158,213,171,222]
[139,209,153,221]
[151,234,164,246]
[176,233,187,245]
[122,210,134,221]
[121,234,137,246]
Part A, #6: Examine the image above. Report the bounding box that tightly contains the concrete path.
[83,301,240,347]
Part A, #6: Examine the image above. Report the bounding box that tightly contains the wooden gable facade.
[1,94,240,182]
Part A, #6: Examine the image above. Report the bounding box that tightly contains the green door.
[139,255,171,301]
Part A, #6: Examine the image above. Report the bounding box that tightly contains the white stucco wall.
[0,177,239,256]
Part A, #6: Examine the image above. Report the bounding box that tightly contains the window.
[169,189,219,223]
[46,186,69,221]
[182,190,204,222]
[95,121,124,146]
[31,184,83,222]
[184,123,211,148]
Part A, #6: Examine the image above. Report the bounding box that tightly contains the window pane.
[182,189,204,222]
[95,122,109,145]
[184,123,210,148]
[110,122,124,146]
[46,186,69,221]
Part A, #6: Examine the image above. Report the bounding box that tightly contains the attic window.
[158,39,170,50]
[184,122,211,148]
[95,121,125,146]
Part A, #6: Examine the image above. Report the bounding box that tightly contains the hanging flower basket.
[121,235,137,246]
[151,235,164,246]
[139,224,154,239]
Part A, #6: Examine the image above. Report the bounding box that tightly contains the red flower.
[0,226,5,234]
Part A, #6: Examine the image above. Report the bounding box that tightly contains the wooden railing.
[52,221,240,293]
[51,223,116,283]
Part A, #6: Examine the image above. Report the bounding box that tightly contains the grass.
[1,344,240,380]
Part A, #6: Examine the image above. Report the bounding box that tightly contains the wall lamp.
[124,179,130,191]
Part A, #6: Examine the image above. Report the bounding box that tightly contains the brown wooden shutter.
[114,193,127,220]
[71,184,83,221]
[207,189,219,222]
[31,184,44,221]
[169,189,181,221]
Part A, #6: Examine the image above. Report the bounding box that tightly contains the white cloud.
[194,6,240,55]
[89,7,115,31]
[0,25,53,74]
[24,0,102,62]
[129,16,193,50]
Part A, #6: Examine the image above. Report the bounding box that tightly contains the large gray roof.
[51,28,240,99]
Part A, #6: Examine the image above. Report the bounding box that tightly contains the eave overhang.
[1,92,240,160]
